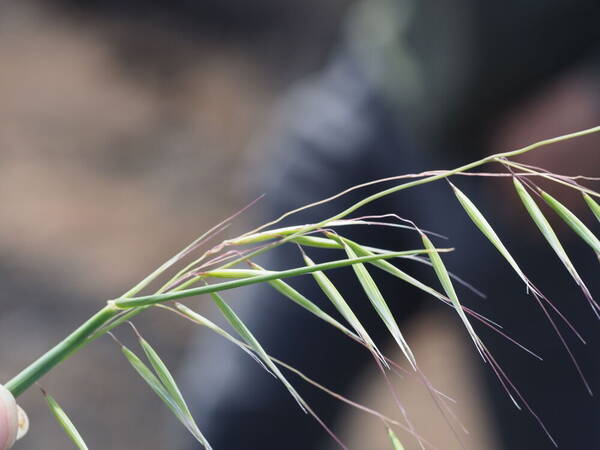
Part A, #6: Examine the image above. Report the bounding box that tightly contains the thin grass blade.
[172,304,348,449]
[388,427,406,450]
[449,180,596,388]
[343,238,447,301]
[173,303,272,373]
[248,262,358,340]
[172,303,432,447]
[43,392,89,450]
[583,193,600,223]
[450,182,587,331]
[514,178,599,316]
[289,235,392,256]
[137,335,195,419]
[291,235,344,249]
[121,344,213,449]
[541,190,600,256]
[332,235,416,369]
[301,252,387,366]
[302,253,389,367]
[340,237,543,359]
[341,238,477,313]
[301,252,422,447]
[420,231,484,357]
[286,233,487,300]
[210,291,307,411]
[450,182,529,279]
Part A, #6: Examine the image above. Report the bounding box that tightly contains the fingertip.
[0,385,18,449]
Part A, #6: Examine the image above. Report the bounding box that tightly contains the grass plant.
[4,125,600,448]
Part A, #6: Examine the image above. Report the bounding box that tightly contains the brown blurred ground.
[0,2,495,448]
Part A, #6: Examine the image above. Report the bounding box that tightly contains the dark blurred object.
[178,1,600,449]
[344,0,600,154]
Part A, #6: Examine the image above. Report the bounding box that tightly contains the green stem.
[5,304,120,398]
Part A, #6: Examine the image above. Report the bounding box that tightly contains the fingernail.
[0,386,18,449]
[16,406,28,441]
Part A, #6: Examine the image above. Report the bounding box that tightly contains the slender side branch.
[114,249,452,309]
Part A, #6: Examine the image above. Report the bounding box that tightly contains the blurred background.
[0,1,348,448]
[0,1,599,449]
